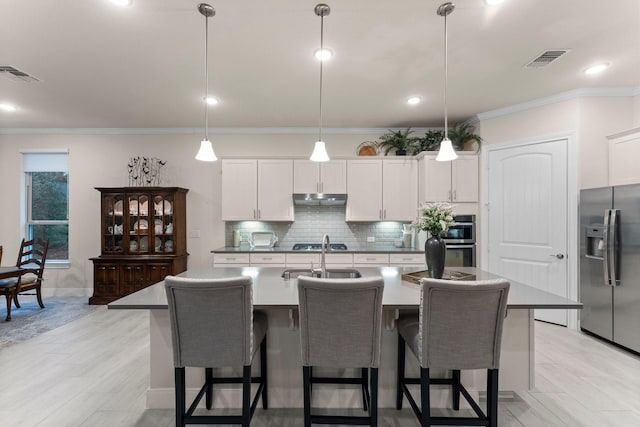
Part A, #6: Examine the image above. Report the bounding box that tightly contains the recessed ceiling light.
[0,103,17,112]
[407,96,422,105]
[205,96,219,105]
[314,48,333,61]
[110,0,133,6]
[584,62,610,75]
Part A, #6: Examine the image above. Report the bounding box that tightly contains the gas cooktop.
[292,243,348,251]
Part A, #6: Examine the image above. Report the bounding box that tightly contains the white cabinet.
[418,154,478,203]
[293,160,347,194]
[382,159,418,221]
[346,160,383,221]
[389,253,425,266]
[213,253,250,267]
[325,253,354,267]
[346,159,417,221]
[286,253,320,267]
[249,253,286,267]
[353,253,389,267]
[222,159,294,221]
[609,128,640,186]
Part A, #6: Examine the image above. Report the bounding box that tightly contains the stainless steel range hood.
[292,193,347,206]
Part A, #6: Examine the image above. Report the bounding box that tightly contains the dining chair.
[164,275,268,427]
[297,276,384,426]
[396,277,510,427]
[13,238,49,309]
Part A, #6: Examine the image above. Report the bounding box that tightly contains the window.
[23,152,69,263]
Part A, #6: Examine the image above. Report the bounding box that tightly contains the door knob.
[550,253,565,259]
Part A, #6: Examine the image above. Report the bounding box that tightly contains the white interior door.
[487,139,568,325]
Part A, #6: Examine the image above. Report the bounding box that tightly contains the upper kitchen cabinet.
[293,160,347,194]
[418,154,478,203]
[346,158,417,221]
[222,159,294,221]
[608,128,640,186]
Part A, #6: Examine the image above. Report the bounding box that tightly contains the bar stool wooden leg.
[303,366,312,427]
[175,367,186,427]
[370,368,379,427]
[452,369,461,410]
[205,368,213,410]
[361,367,370,411]
[421,367,430,427]
[396,334,405,410]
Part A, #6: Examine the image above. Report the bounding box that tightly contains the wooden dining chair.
[13,238,49,309]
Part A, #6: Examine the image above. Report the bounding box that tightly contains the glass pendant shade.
[436,138,458,161]
[310,140,330,162]
[195,139,217,162]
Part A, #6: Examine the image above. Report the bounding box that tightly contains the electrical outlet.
[367,236,375,243]
[189,230,201,238]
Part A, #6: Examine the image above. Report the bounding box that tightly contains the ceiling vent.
[0,65,41,82]
[524,50,569,68]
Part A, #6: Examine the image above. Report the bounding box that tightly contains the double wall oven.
[442,214,476,267]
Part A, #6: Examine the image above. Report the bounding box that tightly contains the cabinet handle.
[453,190,457,201]
[253,209,256,219]
[258,209,261,219]
[320,182,324,193]
[448,190,452,200]
[379,209,382,219]
[384,209,387,219]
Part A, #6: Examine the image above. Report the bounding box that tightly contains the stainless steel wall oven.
[442,215,476,267]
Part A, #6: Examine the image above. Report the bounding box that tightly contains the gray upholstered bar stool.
[164,276,267,427]
[396,278,510,427]
[297,276,384,427]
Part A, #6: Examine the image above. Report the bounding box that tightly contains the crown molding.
[0,127,436,136]
[475,87,640,122]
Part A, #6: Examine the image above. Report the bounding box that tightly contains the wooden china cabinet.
[89,187,189,304]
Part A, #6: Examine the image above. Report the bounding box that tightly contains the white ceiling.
[1,0,639,130]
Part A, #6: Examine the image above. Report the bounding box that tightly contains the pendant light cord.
[318,13,325,143]
[443,11,448,140]
[204,12,209,141]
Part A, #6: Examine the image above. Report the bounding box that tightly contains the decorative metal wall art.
[128,157,167,186]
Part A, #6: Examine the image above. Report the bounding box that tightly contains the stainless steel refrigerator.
[580,184,640,353]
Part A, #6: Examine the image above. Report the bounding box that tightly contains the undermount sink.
[281,268,362,280]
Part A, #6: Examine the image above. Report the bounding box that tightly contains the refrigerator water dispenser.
[586,225,604,259]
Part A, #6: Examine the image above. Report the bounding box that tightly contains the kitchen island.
[109,266,582,409]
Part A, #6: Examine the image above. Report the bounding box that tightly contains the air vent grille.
[525,50,569,68]
[0,65,41,82]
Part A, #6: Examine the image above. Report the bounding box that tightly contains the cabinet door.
[293,160,320,193]
[419,155,452,202]
[94,264,119,297]
[452,156,479,202]
[120,264,147,295]
[346,160,383,221]
[320,160,347,194]
[222,159,258,220]
[383,159,418,221]
[258,160,294,221]
[147,263,172,285]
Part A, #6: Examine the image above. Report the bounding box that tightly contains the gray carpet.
[0,296,100,348]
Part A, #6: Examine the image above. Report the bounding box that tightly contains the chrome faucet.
[320,233,331,278]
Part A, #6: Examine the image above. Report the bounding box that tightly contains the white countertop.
[108,266,582,310]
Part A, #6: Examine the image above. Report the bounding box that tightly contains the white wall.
[0,132,367,294]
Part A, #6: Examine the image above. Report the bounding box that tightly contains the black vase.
[395,149,407,156]
[425,235,446,279]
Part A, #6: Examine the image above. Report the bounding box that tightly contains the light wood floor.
[1,306,640,427]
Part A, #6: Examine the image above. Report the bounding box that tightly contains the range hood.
[292,193,347,206]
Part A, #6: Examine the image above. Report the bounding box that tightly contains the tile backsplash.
[225,206,413,249]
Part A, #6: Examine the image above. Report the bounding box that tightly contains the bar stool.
[164,276,267,427]
[297,276,384,427]
[396,278,510,427]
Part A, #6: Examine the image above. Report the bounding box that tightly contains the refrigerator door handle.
[610,209,621,286]
[603,210,611,286]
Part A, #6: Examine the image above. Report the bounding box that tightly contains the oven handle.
[451,222,474,226]
[441,239,475,244]
[444,244,475,249]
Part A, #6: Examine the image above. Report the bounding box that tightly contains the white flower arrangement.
[412,201,456,237]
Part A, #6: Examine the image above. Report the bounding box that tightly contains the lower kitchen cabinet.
[89,256,187,304]
[389,253,425,266]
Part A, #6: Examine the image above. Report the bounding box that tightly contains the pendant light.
[195,3,218,162]
[436,2,458,162]
[310,3,331,162]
